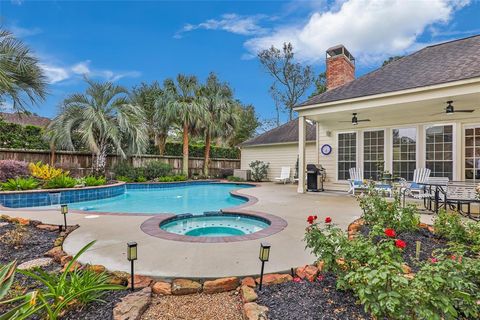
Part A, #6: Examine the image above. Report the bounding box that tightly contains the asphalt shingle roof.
[297,35,480,107]
[0,112,51,128]
[240,119,316,147]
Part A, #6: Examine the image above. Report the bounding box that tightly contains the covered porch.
[296,78,480,193]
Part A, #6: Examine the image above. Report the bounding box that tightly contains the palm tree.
[47,79,148,173]
[0,29,47,111]
[130,82,170,155]
[198,73,238,176]
[161,74,208,177]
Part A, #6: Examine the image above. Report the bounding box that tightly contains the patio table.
[418,179,449,213]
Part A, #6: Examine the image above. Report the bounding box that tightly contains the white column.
[298,116,306,193]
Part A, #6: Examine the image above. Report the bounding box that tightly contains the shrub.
[135,176,147,182]
[160,142,240,159]
[0,160,29,182]
[0,241,124,319]
[156,175,187,182]
[28,162,66,181]
[43,174,77,189]
[112,162,143,181]
[83,175,107,186]
[0,118,50,150]
[434,210,480,252]
[249,160,269,182]
[358,185,420,233]
[143,161,172,180]
[116,175,133,183]
[226,176,245,182]
[1,177,39,191]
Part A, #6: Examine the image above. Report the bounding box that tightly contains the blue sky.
[1,0,480,126]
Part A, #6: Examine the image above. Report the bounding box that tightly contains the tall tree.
[0,29,48,112]
[47,79,148,173]
[162,74,207,176]
[229,104,260,146]
[258,43,314,122]
[308,72,327,99]
[130,82,170,155]
[198,73,238,176]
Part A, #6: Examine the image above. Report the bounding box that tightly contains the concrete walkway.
[0,183,433,279]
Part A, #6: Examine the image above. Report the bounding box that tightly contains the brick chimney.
[326,45,355,90]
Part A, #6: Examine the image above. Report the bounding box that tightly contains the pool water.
[68,183,251,214]
[160,214,270,237]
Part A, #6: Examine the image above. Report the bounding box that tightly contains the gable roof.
[297,35,480,107]
[0,112,51,128]
[240,119,316,147]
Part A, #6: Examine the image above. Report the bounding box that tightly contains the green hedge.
[149,142,240,159]
[0,119,49,150]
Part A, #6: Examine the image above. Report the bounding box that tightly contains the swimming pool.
[68,182,252,214]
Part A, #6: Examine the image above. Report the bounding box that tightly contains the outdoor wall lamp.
[258,242,271,291]
[60,204,68,231]
[127,242,138,291]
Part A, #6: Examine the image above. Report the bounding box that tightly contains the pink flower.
[317,275,324,281]
[293,277,302,283]
[430,257,438,263]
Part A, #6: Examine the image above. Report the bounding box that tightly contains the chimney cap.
[326,45,355,64]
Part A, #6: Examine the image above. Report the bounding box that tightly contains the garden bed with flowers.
[299,188,480,320]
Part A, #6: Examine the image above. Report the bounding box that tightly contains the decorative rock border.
[140,210,287,243]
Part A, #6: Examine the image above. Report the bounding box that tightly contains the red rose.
[395,239,406,249]
[307,215,316,224]
[293,277,302,283]
[317,275,324,281]
[325,217,332,223]
[384,228,396,238]
[429,257,438,263]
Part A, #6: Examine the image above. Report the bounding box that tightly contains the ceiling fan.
[434,101,475,115]
[339,113,370,126]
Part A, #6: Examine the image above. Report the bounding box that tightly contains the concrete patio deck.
[0,183,434,279]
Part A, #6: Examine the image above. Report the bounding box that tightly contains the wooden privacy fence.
[0,148,240,177]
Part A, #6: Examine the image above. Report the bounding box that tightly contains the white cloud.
[7,24,42,38]
[40,60,141,84]
[244,0,471,65]
[175,13,270,38]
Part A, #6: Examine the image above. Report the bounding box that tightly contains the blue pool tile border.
[0,180,255,209]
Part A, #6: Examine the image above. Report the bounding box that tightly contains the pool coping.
[140,209,288,243]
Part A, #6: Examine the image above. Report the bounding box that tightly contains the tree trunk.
[49,142,56,167]
[93,145,108,175]
[155,133,167,156]
[182,122,189,177]
[203,131,211,177]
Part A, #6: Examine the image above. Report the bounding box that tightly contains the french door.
[465,127,480,181]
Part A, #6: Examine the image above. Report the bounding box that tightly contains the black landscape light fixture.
[60,204,68,231]
[127,242,138,291]
[258,242,271,291]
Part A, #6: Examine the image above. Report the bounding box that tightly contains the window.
[392,128,416,180]
[425,125,453,179]
[363,130,384,180]
[338,132,357,180]
[465,127,480,181]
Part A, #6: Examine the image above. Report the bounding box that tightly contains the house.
[240,119,317,181]
[0,112,51,128]
[243,35,480,192]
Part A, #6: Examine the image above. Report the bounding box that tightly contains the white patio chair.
[444,181,478,219]
[348,167,366,195]
[275,167,291,184]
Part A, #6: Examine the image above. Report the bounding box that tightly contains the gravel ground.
[63,289,130,320]
[256,273,370,320]
[0,219,59,264]
[141,292,244,320]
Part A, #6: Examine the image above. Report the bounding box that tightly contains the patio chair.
[401,168,432,204]
[275,167,291,184]
[348,167,366,195]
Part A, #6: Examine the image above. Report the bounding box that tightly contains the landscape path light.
[258,242,271,291]
[60,204,68,231]
[127,242,138,291]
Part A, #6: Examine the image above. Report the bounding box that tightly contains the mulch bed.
[256,273,371,320]
[0,218,59,264]
[359,225,449,272]
[63,289,131,320]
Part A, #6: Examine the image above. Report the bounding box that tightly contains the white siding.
[240,143,316,181]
